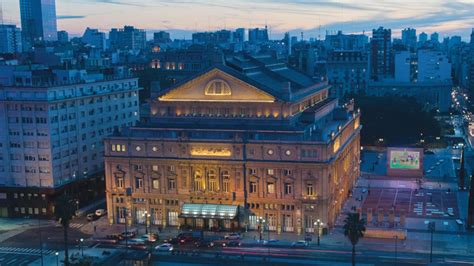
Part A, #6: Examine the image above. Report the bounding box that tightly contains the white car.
[291,240,309,248]
[224,233,241,240]
[95,209,106,217]
[155,243,174,252]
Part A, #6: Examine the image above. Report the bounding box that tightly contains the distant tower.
[20,0,58,49]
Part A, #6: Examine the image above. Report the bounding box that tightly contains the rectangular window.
[223,180,230,193]
[267,182,275,194]
[209,180,218,192]
[135,177,143,189]
[116,177,124,188]
[249,182,257,193]
[267,169,274,175]
[152,165,159,172]
[152,179,159,189]
[168,179,176,190]
[284,183,293,195]
[306,184,314,196]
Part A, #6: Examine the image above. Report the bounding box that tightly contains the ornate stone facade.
[105,55,361,234]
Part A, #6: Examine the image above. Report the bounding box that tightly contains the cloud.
[91,0,149,7]
[57,15,86,20]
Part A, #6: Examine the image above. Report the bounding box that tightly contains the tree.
[54,194,76,266]
[343,213,366,266]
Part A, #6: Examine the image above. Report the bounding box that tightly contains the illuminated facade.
[105,55,361,234]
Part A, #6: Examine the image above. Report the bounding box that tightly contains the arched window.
[204,80,232,96]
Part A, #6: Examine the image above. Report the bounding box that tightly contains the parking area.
[361,188,459,219]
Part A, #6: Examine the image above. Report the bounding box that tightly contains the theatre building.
[104,55,361,234]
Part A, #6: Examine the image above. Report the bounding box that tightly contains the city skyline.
[2,0,474,40]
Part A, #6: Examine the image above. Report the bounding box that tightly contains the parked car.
[225,240,241,247]
[95,209,107,217]
[86,213,98,221]
[121,230,137,239]
[155,243,174,252]
[143,233,159,242]
[291,240,309,248]
[224,233,241,240]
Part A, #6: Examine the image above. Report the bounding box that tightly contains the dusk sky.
[2,0,474,40]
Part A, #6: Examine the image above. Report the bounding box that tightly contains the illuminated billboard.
[389,150,420,170]
[387,148,424,177]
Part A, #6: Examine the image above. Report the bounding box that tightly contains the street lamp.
[55,252,59,266]
[80,238,84,257]
[258,216,264,242]
[314,219,324,245]
[428,221,435,263]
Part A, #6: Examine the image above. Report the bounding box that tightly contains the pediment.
[158,68,276,103]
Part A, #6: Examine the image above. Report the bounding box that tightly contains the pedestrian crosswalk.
[69,223,84,229]
[0,246,57,255]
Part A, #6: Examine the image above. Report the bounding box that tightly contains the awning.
[180,204,238,219]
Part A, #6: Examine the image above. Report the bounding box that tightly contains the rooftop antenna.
[318,16,321,41]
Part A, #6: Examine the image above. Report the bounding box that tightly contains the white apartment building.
[0,76,141,217]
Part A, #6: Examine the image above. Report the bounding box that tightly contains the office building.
[82,28,107,51]
[370,27,393,81]
[419,32,428,47]
[233,28,246,43]
[153,31,171,44]
[417,50,451,82]
[249,27,269,44]
[20,0,58,49]
[0,69,141,217]
[57,30,69,43]
[401,28,417,50]
[325,31,368,51]
[104,54,361,234]
[0,25,22,53]
[109,26,147,51]
[327,50,368,98]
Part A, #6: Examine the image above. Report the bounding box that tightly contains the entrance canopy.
[180,203,238,219]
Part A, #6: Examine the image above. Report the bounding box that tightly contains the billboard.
[387,148,423,177]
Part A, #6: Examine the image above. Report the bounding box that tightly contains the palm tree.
[54,194,76,266]
[343,212,366,266]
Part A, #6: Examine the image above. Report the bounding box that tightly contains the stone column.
[389,208,395,227]
[400,209,406,227]
[367,208,373,225]
[377,208,384,225]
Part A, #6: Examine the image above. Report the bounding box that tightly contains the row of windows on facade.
[111,144,319,159]
[117,175,315,196]
[248,202,296,211]
[156,106,285,119]
[14,207,47,215]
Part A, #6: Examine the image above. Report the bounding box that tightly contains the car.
[194,239,215,248]
[291,240,309,248]
[121,230,137,239]
[224,233,241,240]
[126,238,147,250]
[95,209,107,217]
[86,213,98,221]
[225,240,241,247]
[141,233,159,242]
[155,243,174,252]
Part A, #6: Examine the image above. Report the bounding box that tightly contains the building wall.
[0,78,141,217]
[104,114,360,233]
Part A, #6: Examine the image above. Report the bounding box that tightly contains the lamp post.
[428,221,435,263]
[314,219,323,245]
[55,252,59,266]
[394,235,398,265]
[80,238,84,257]
[143,211,149,234]
[258,216,264,242]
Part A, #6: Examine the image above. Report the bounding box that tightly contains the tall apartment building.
[20,0,58,49]
[0,70,141,217]
[370,27,393,81]
[104,54,361,234]
[82,28,107,51]
[325,31,368,51]
[248,27,269,44]
[401,28,417,50]
[109,26,147,51]
[469,29,474,92]
[327,50,368,98]
[0,25,22,53]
